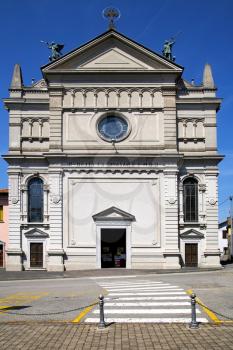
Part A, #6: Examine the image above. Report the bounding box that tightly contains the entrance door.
[185,243,198,267]
[101,229,126,268]
[30,243,43,268]
[0,245,3,267]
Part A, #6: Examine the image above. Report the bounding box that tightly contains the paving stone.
[1,323,233,349]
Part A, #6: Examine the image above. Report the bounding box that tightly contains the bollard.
[189,293,199,329]
[98,294,106,329]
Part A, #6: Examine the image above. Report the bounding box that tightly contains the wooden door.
[0,245,3,267]
[30,243,43,268]
[185,243,198,267]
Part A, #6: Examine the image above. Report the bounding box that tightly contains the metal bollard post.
[189,293,199,329]
[98,294,106,329]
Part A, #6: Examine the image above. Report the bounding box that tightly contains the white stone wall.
[4,31,222,270]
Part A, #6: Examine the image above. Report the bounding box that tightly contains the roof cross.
[103,7,121,30]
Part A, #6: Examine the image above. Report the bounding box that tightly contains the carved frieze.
[178,118,205,143]
[63,87,163,110]
[21,117,49,143]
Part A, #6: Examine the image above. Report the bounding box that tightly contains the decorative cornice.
[67,168,159,175]
[67,87,162,94]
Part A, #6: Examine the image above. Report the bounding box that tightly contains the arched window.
[28,178,43,222]
[183,178,198,222]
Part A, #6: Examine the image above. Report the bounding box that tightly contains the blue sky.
[0,0,232,220]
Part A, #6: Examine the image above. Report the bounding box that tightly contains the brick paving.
[0,322,233,349]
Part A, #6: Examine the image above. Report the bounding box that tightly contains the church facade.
[4,30,223,271]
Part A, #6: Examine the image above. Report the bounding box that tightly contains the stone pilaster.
[162,89,177,150]
[49,89,63,151]
[47,170,64,271]
[163,170,180,268]
[6,172,23,271]
[204,173,221,267]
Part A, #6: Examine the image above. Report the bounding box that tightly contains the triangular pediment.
[93,206,135,222]
[24,228,49,238]
[31,79,47,89]
[42,30,183,73]
[79,48,153,70]
[180,229,204,239]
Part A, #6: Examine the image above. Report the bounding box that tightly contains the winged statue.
[41,41,64,61]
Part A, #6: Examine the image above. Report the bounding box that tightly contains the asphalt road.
[0,268,232,323]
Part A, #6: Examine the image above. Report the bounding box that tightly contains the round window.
[98,115,128,142]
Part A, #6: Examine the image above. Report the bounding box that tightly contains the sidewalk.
[0,266,224,281]
[0,322,232,349]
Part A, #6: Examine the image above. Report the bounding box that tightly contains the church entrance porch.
[101,228,126,268]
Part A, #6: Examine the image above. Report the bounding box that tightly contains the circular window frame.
[96,112,131,143]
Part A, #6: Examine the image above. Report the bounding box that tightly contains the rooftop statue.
[41,41,64,61]
[162,32,181,62]
[162,38,175,61]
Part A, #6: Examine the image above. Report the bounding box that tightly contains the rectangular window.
[222,230,227,239]
[0,206,3,222]
[183,183,198,222]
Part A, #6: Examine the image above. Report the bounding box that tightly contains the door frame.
[180,238,202,267]
[185,243,198,267]
[96,222,132,269]
[24,229,49,270]
[27,238,46,269]
[30,242,44,268]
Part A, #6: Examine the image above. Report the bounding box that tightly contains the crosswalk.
[85,279,208,323]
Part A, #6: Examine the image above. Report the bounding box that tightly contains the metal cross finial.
[103,7,121,30]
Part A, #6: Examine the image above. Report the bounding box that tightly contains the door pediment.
[24,228,49,238]
[93,206,135,222]
[180,229,204,239]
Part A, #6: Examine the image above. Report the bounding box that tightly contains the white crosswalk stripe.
[84,279,208,324]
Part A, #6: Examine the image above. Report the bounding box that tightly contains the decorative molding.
[208,198,217,206]
[180,229,204,239]
[93,206,135,222]
[178,118,205,123]
[178,137,205,144]
[66,168,159,175]
[21,223,50,230]
[168,197,177,205]
[64,87,163,109]
[11,197,19,204]
[6,249,23,256]
[47,249,64,256]
[24,228,49,238]
[67,87,162,95]
[199,184,206,192]
[21,117,49,123]
[51,195,61,204]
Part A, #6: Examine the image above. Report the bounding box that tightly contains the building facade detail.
[4,30,223,270]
